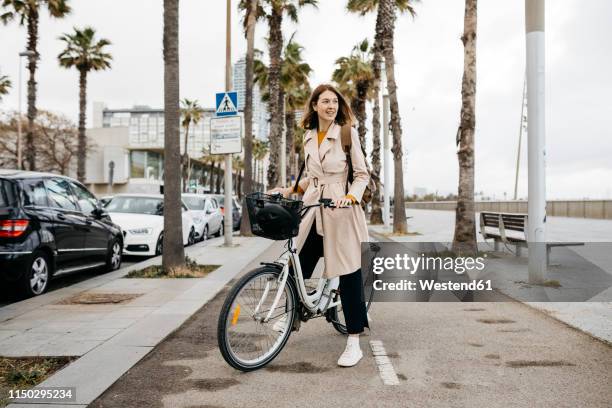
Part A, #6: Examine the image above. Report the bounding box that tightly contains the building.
[86,103,227,195]
[233,57,269,140]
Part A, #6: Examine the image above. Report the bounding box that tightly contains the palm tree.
[233,156,244,198]
[58,26,112,183]
[281,36,311,183]
[161,0,184,270]
[254,36,312,186]
[452,0,477,254]
[238,0,258,235]
[347,0,416,225]
[247,0,317,189]
[0,72,11,101]
[332,38,375,147]
[1,0,71,171]
[180,98,203,192]
[252,138,268,190]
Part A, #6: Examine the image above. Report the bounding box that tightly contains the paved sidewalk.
[1,235,274,407]
[369,209,612,344]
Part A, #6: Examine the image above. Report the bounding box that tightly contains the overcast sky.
[1,0,610,199]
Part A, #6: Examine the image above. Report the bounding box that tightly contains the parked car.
[182,194,223,240]
[105,194,196,256]
[0,170,123,297]
[207,194,242,231]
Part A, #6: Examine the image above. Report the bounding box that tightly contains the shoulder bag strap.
[341,123,353,194]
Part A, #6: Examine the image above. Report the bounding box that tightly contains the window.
[21,179,48,207]
[45,179,78,211]
[0,179,17,208]
[183,196,205,211]
[70,182,98,215]
[106,196,163,215]
[146,152,161,180]
[130,151,145,178]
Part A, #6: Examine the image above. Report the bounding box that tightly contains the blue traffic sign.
[215,92,238,117]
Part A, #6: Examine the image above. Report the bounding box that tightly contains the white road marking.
[369,340,400,385]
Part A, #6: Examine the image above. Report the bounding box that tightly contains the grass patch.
[0,356,75,406]
[57,293,142,305]
[515,279,562,288]
[124,256,220,279]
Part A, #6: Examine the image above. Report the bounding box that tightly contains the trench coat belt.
[311,173,346,189]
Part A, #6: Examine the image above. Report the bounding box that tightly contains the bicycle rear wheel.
[217,266,297,371]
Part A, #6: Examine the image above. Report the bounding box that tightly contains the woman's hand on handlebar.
[266,187,290,198]
[332,196,353,209]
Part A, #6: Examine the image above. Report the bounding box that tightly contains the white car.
[182,194,223,241]
[105,194,196,256]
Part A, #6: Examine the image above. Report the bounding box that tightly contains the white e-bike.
[217,192,375,372]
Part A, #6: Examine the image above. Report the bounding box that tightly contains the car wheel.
[106,239,122,271]
[188,227,196,246]
[21,251,50,297]
[155,232,164,255]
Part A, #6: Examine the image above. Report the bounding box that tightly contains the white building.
[86,103,228,195]
[233,57,269,140]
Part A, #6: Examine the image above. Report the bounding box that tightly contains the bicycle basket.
[246,192,304,240]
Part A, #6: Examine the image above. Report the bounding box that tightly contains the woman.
[269,84,370,367]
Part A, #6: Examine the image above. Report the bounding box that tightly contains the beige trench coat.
[292,123,370,279]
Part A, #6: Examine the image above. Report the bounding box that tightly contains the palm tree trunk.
[285,109,295,183]
[240,0,257,235]
[370,66,383,224]
[209,159,215,192]
[354,81,368,147]
[182,125,190,192]
[266,6,283,188]
[369,4,385,225]
[76,69,87,182]
[452,0,478,254]
[162,0,185,270]
[25,11,39,171]
[215,161,222,194]
[380,0,407,234]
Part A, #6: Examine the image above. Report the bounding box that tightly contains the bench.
[479,212,584,265]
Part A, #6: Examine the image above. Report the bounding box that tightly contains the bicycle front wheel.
[217,266,297,371]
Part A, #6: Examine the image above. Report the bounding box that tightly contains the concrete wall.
[405,200,612,220]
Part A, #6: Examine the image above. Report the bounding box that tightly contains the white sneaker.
[272,315,287,332]
[337,341,363,367]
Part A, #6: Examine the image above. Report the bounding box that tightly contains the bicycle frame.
[257,236,340,324]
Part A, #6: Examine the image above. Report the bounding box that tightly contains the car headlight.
[128,228,153,235]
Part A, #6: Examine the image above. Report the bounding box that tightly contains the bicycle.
[217,192,377,372]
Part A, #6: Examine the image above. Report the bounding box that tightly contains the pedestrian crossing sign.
[215,92,238,117]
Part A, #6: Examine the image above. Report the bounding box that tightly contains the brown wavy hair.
[300,84,355,130]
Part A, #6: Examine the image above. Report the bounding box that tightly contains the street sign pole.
[224,0,233,246]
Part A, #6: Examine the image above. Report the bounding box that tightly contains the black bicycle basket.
[246,192,304,240]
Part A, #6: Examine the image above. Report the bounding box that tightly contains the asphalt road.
[91,241,612,408]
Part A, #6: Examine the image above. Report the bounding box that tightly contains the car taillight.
[220,207,225,216]
[0,220,29,238]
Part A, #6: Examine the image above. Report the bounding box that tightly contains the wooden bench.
[479,212,584,265]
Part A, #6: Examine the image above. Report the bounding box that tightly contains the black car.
[0,170,123,297]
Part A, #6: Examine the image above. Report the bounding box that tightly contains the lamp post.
[525,0,547,283]
[17,50,35,170]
